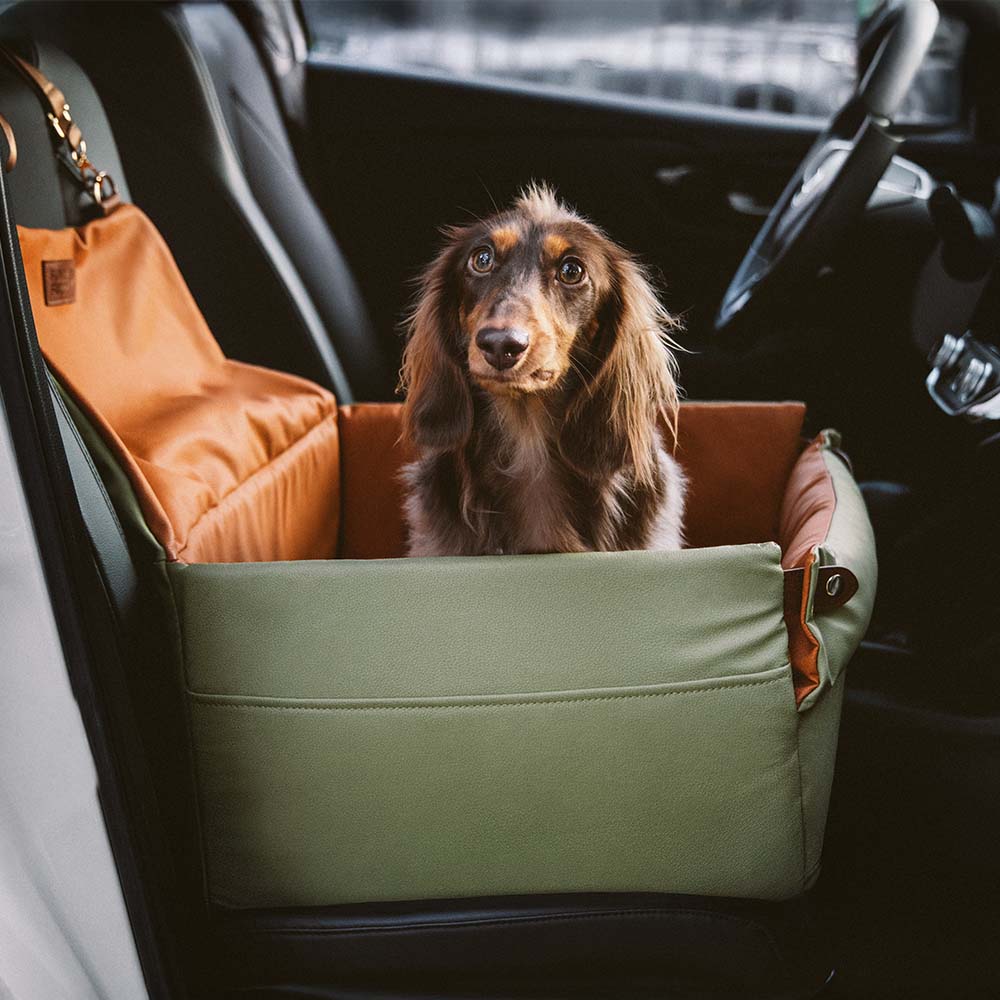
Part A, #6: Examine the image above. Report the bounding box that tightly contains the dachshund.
[400,184,685,556]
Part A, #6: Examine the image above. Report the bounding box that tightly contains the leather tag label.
[42,259,76,306]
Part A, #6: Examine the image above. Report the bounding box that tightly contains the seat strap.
[783,564,858,619]
[0,46,120,212]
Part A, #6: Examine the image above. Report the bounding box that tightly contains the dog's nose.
[475,327,529,371]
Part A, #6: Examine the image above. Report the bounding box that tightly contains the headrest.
[0,36,130,227]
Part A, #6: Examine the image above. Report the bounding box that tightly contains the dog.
[400,184,685,557]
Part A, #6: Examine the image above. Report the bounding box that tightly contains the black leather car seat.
[4,0,394,402]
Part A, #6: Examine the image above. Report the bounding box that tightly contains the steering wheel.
[715,0,940,332]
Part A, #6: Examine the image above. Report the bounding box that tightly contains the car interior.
[0,1,997,997]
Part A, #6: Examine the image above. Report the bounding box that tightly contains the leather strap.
[0,113,16,172]
[0,46,119,212]
[783,564,858,622]
[8,52,82,144]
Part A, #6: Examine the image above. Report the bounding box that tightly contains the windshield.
[305,0,967,125]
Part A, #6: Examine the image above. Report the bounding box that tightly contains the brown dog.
[400,184,685,556]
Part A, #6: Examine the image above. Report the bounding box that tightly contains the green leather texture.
[170,537,834,910]
[174,544,789,699]
[187,658,801,908]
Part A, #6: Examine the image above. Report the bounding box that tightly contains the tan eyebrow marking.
[543,234,571,258]
[490,227,519,254]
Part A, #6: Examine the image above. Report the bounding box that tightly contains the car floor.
[816,691,1000,999]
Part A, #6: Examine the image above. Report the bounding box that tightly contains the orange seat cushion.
[19,205,340,563]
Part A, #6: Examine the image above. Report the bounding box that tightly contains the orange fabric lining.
[18,205,340,563]
[778,435,837,570]
[777,436,838,703]
[338,403,413,560]
[673,401,806,549]
[333,401,809,559]
[786,550,822,703]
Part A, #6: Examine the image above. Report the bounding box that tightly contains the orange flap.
[778,435,839,703]
[19,205,340,563]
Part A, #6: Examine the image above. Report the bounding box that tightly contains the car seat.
[0,36,875,1000]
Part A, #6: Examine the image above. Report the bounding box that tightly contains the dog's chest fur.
[489,400,584,553]
[404,394,685,556]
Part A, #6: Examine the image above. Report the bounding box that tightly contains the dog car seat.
[17,200,876,915]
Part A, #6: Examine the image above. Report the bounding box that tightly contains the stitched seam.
[188,674,787,712]
[229,87,378,366]
[213,180,350,397]
[229,90,377,391]
[174,411,335,557]
[231,90,297,175]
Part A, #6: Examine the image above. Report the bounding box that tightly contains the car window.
[303,0,967,126]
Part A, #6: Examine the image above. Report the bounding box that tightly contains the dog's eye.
[470,246,495,274]
[557,257,585,285]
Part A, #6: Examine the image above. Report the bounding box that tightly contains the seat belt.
[0,45,120,212]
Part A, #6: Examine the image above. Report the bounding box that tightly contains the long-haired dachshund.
[401,184,685,556]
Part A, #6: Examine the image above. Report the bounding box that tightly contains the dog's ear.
[400,236,473,452]
[559,250,680,486]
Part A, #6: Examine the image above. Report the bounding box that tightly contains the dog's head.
[401,184,680,484]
